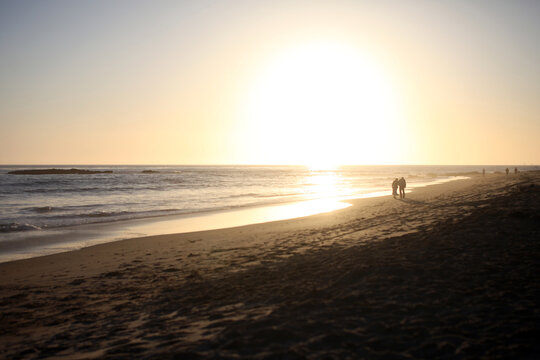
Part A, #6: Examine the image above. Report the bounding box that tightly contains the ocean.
[0,165,536,261]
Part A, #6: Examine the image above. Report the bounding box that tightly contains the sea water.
[0,165,536,261]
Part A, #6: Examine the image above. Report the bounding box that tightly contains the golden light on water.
[115,198,351,240]
[306,170,343,199]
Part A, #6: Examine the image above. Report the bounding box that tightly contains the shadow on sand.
[400,198,426,205]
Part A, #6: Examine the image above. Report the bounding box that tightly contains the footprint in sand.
[100,271,123,278]
[69,278,85,286]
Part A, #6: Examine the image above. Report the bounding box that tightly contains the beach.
[1,172,538,359]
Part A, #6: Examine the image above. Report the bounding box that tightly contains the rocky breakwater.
[8,168,113,175]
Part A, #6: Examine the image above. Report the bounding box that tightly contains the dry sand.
[1,172,539,359]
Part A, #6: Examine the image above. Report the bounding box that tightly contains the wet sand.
[1,172,539,359]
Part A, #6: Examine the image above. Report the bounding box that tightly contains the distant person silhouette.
[392,178,398,198]
[482,168,485,177]
[514,167,518,174]
[506,168,509,175]
[398,177,406,199]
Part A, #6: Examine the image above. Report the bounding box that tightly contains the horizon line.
[1,163,538,167]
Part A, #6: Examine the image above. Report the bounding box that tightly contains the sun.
[240,40,405,166]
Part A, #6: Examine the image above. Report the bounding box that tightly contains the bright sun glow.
[242,41,404,167]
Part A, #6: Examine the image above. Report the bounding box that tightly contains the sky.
[1,0,539,165]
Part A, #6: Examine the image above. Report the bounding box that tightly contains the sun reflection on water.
[303,168,350,200]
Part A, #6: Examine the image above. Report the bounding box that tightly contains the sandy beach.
[1,172,539,359]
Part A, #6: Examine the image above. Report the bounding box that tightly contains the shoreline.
[0,198,351,264]
[1,172,538,358]
[0,175,467,264]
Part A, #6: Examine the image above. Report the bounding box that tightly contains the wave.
[84,211,135,218]
[26,206,54,213]
[22,204,101,214]
[223,192,261,199]
[0,223,42,233]
[45,208,180,220]
[20,185,167,194]
[0,209,183,233]
[222,192,301,199]
[255,192,301,198]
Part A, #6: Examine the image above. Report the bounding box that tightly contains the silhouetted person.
[514,167,518,174]
[482,168,485,177]
[392,178,398,198]
[398,177,406,199]
[506,168,509,175]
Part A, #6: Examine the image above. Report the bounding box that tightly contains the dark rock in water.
[8,168,113,175]
[142,170,160,174]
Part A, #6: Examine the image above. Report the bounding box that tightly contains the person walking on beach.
[506,168,509,175]
[398,177,406,199]
[392,178,399,198]
[482,168,485,177]
[514,167,518,174]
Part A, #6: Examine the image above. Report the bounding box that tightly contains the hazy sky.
[1,0,539,165]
